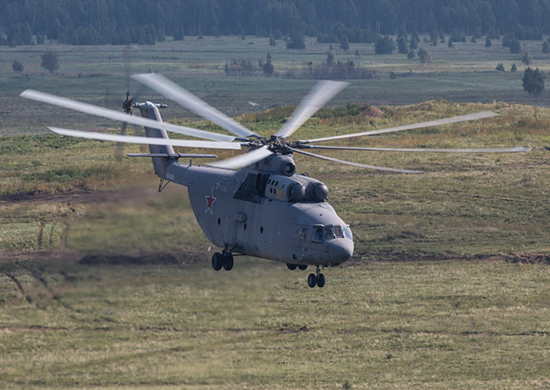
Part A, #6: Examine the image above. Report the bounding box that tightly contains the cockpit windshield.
[312,225,347,242]
[324,225,345,240]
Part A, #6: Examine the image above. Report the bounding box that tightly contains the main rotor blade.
[20,89,235,143]
[132,73,261,139]
[299,145,532,153]
[291,148,423,174]
[48,127,242,150]
[208,145,273,169]
[277,80,348,139]
[301,111,499,143]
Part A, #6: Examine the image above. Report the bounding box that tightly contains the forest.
[1,0,549,46]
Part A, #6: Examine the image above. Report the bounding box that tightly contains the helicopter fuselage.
[164,159,354,267]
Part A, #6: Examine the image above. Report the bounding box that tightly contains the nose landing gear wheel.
[287,263,298,271]
[307,266,326,288]
[316,273,325,288]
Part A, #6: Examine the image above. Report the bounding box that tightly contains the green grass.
[2,100,549,257]
[1,258,550,389]
[2,37,550,389]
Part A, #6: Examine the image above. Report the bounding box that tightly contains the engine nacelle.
[293,175,329,202]
[265,175,306,202]
[264,174,329,203]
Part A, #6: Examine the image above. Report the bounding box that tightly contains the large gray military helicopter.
[20,74,530,288]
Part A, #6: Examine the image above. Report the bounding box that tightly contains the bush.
[523,67,545,97]
[12,60,24,72]
[339,34,349,51]
[510,39,521,54]
[374,36,395,54]
[418,48,432,64]
[286,30,305,49]
[41,50,59,73]
[522,51,533,65]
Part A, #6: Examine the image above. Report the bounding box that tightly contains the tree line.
[1,0,550,47]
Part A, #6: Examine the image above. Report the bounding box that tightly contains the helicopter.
[20,74,531,288]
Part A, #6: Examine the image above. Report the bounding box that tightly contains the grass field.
[1,36,550,389]
[1,36,550,136]
[2,258,550,389]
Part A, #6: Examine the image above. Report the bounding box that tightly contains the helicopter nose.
[326,239,354,264]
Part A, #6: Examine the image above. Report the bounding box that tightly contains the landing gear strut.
[307,266,325,288]
[211,251,234,271]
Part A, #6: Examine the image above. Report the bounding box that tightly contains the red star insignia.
[205,188,217,214]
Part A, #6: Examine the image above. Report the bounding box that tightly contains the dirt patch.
[363,106,385,118]
[0,183,183,206]
[79,248,207,266]
[0,248,209,269]
[509,253,550,265]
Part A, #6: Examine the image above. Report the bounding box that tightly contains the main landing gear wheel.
[212,252,234,271]
[287,263,308,271]
[212,252,224,271]
[222,252,234,271]
[307,273,317,288]
[307,266,325,288]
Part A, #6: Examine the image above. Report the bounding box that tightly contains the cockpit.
[306,224,353,243]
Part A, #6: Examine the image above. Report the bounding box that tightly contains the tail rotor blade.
[115,122,129,160]
[276,80,348,139]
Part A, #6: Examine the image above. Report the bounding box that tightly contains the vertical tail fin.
[136,101,174,178]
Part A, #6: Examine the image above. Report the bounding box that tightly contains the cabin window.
[300,227,308,241]
[312,227,323,243]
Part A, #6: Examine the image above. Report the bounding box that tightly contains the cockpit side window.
[300,227,308,241]
[312,227,323,243]
[343,225,353,240]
